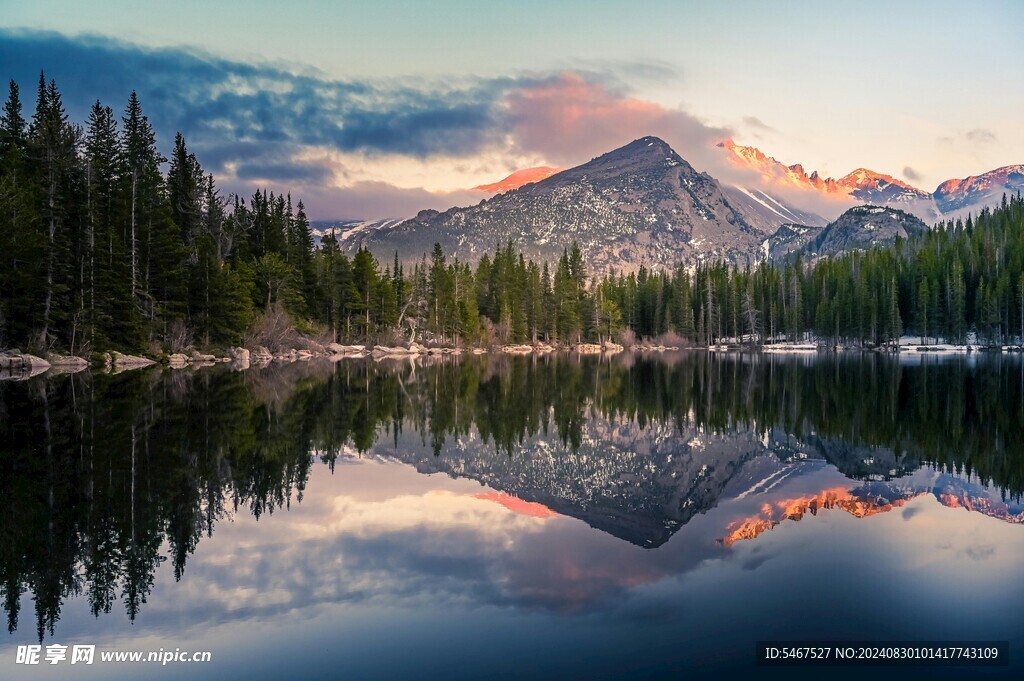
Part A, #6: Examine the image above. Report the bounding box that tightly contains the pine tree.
[83,100,125,348]
[350,247,378,337]
[30,74,78,349]
[0,80,27,155]
[0,79,36,346]
[167,132,202,246]
[916,276,930,343]
[291,200,314,313]
[950,258,966,344]
[121,90,165,324]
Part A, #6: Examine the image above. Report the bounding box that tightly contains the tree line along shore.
[3,74,1024,372]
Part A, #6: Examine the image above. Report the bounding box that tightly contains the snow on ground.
[897,336,970,354]
[762,343,817,353]
[733,185,797,223]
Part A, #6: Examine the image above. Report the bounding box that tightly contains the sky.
[2,0,1022,219]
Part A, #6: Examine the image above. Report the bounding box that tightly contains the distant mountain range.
[934,164,1024,213]
[332,136,1021,270]
[719,138,1024,222]
[340,136,822,270]
[310,218,405,246]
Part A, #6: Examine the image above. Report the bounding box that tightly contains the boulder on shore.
[0,352,51,370]
[502,344,534,354]
[574,343,602,355]
[110,351,157,370]
[47,353,89,368]
[373,345,416,356]
[225,347,250,370]
[227,347,250,363]
[0,352,52,380]
[327,343,366,355]
[168,353,190,367]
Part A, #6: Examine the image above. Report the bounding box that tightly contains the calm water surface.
[1,352,1023,680]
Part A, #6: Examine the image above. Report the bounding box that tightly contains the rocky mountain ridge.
[765,205,929,260]
[368,415,1016,548]
[335,136,1019,270]
[719,138,1021,221]
[342,137,818,271]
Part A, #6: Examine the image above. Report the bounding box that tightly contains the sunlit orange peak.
[473,491,559,518]
[721,487,920,546]
[474,166,561,193]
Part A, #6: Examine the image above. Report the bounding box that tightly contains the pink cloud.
[507,72,730,173]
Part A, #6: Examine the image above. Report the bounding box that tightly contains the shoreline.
[3,338,1022,381]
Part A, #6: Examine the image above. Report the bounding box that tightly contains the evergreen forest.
[3,74,1024,354]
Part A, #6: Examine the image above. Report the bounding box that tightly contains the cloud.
[901,505,921,520]
[902,166,922,182]
[506,72,731,172]
[742,116,776,133]
[560,58,683,88]
[938,128,997,148]
[295,182,484,221]
[964,128,996,145]
[0,30,763,219]
[0,29,513,197]
[963,544,996,561]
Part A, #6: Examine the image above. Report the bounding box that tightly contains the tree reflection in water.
[1,352,1021,639]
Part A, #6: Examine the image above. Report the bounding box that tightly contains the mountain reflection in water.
[1,351,1022,669]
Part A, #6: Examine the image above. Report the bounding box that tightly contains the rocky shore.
[0,339,683,381]
[7,329,1022,381]
[0,351,52,380]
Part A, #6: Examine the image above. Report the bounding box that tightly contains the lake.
[1,351,1023,679]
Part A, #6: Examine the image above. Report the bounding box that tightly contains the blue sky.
[2,1,1021,218]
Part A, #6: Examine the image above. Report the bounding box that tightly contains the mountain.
[810,205,928,254]
[369,416,1018,548]
[766,205,928,260]
[310,218,405,246]
[719,138,931,203]
[717,139,1022,221]
[834,168,932,204]
[335,138,1017,270]
[721,474,1024,547]
[934,164,1024,213]
[473,166,561,193]
[717,138,946,224]
[721,185,827,230]
[718,138,825,191]
[342,136,779,271]
[378,418,774,547]
[763,223,821,260]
